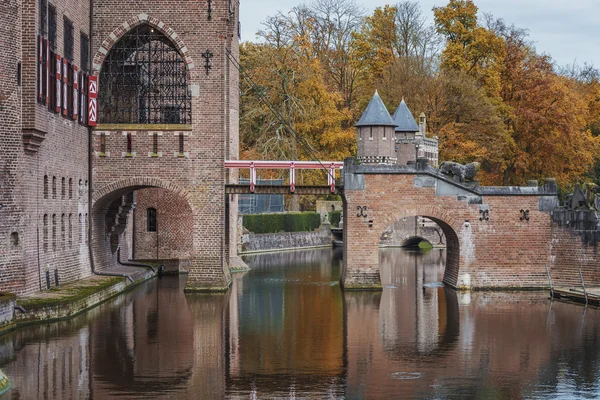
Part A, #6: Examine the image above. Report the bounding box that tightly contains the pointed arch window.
[99,24,191,125]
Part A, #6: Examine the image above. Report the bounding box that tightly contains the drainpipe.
[117,246,156,273]
[86,0,132,284]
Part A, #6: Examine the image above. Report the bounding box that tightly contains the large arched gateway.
[91,11,243,292]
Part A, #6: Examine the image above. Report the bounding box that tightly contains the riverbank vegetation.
[239,0,600,196]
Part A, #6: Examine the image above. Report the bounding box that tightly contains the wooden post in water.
[579,269,588,307]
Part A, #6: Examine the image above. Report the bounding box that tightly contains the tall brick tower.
[90,2,242,291]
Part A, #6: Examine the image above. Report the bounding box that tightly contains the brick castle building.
[0,0,242,294]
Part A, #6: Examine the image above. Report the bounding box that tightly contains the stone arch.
[93,177,190,206]
[401,236,432,248]
[92,13,195,76]
[379,205,461,288]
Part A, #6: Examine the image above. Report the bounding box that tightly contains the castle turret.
[356,91,397,164]
[418,112,427,137]
[392,98,420,165]
[392,98,420,139]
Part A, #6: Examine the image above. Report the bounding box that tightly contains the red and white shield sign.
[88,76,98,126]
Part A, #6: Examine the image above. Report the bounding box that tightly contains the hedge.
[243,212,322,234]
[328,210,341,227]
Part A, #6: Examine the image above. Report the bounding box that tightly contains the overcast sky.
[239,0,600,69]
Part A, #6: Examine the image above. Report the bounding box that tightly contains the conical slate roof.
[392,98,419,132]
[355,91,397,127]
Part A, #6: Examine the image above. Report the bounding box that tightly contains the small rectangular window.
[126,132,132,154]
[39,0,47,35]
[48,5,56,50]
[64,18,74,62]
[179,133,184,154]
[100,132,106,154]
[369,127,373,140]
[17,62,21,87]
[80,33,89,72]
[152,133,158,154]
[147,208,157,232]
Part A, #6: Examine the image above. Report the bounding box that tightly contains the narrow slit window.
[52,214,56,251]
[52,176,56,199]
[43,175,49,199]
[43,215,48,252]
[179,133,184,154]
[68,214,72,245]
[153,133,158,154]
[69,178,73,199]
[126,133,132,154]
[100,133,106,154]
[61,177,65,199]
[61,214,65,246]
[147,208,157,232]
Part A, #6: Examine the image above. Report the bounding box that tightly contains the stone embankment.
[240,224,333,254]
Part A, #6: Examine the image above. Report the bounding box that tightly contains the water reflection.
[0,248,599,399]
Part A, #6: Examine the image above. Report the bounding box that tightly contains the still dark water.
[1,248,599,399]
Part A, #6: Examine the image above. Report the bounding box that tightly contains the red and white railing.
[224,160,344,193]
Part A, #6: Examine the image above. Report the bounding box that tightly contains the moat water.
[1,248,599,399]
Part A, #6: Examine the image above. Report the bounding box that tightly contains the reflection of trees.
[228,248,345,396]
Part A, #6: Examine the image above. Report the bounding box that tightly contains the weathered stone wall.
[241,226,332,253]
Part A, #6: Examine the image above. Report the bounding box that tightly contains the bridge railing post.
[250,162,256,193]
[290,162,295,193]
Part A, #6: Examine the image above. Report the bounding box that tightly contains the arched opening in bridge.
[92,185,193,275]
[401,236,433,250]
[380,216,446,248]
[380,215,459,288]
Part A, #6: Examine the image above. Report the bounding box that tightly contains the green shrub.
[328,210,341,227]
[243,212,321,233]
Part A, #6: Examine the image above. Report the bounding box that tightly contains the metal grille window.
[179,132,184,154]
[64,18,74,62]
[80,33,89,72]
[39,0,47,35]
[147,208,157,232]
[99,24,191,124]
[48,5,56,50]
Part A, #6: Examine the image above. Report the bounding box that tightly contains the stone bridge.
[341,158,559,290]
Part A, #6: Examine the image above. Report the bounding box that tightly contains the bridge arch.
[401,236,432,248]
[91,179,193,273]
[92,13,195,76]
[93,177,190,207]
[379,206,461,288]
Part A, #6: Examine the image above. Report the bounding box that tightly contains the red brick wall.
[343,173,553,290]
[133,188,193,260]
[549,224,600,287]
[0,0,92,295]
[90,3,240,290]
